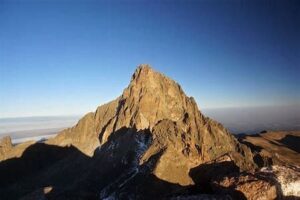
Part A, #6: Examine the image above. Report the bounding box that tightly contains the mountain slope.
[0,64,259,199]
[48,64,255,185]
[46,98,119,156]
[238,131,300,167]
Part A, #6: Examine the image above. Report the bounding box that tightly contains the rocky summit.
[0,65,299,200]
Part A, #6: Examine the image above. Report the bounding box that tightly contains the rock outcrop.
[0,136,35,162]
[261,165,300,197]
[212,172,278,200]
[0,136,12,159]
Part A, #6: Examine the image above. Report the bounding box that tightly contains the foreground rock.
[212,172,278,200]
[261,165,300,198]
[210,164,300,200]
[236,131,300,199]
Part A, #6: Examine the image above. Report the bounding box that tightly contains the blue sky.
[0,0,299,118]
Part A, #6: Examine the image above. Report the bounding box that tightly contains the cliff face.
[47,64,255,185]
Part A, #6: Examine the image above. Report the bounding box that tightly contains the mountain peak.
[136,64,153,72]
[50,64,254,186]
[130,64,179,93]
[131,64,156,83]
[118,65,194,131]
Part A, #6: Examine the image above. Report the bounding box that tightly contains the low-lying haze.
[1,105,299,143]
[203,105,300,134]
[0,116,80,143]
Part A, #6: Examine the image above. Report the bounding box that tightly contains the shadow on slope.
[278,135,300,153]
[189,160,245,198]
[0,127,266,200]
[0,143,88,187]
[1,127,193,200]
[45,127,203,200]
[0,143,91,199]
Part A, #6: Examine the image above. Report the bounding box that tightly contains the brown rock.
[47,64,255,184]
[0,136,12,160]
[0,136,12,150]
[212,172,278,200]
[261,165,300,197]
[239,131,300,167]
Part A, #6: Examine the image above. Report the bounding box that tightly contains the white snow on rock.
[261,165,300,197]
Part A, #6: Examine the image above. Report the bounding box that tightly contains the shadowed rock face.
[0,64,259,199]
[46,64,255,185]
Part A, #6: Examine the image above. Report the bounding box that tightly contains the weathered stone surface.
[0,136,12,150]
[0,136,35,161]
[0,136,13,160]
[261,165,300,197]
[212,172,278,200]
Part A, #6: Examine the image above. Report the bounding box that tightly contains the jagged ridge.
[48,64,255,185]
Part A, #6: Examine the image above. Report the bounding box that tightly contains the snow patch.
[261,165,300,197]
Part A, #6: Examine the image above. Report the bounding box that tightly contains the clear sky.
[0,0,299,118]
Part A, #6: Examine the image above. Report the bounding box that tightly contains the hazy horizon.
[1,104,299,144]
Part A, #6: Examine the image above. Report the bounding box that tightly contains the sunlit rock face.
[0,136,12,159]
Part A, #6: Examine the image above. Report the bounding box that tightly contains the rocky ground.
[238,131,300,167]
